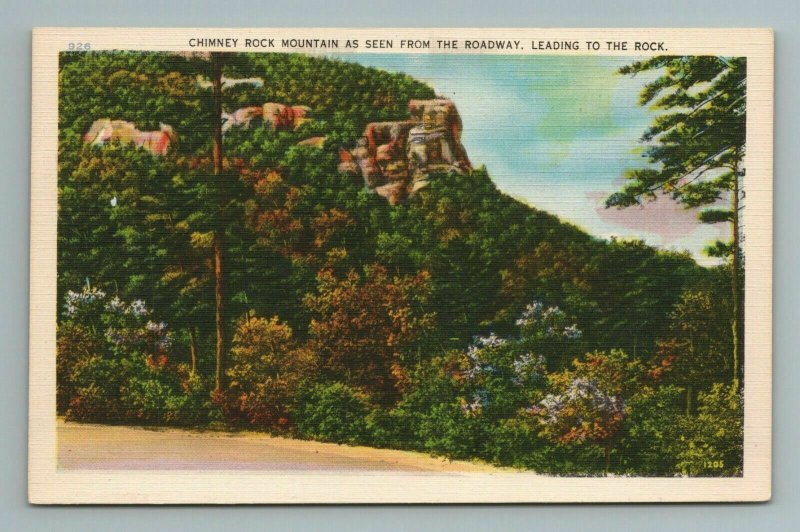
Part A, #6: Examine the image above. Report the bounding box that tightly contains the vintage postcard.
[29,28,773,503]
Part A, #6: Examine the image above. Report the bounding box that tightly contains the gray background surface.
[1,0,795,529]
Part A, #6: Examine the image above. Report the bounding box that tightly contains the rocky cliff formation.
[338,98,471,204]
[82,97,470,196]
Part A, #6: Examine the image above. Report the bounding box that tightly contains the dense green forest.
[57,51,743,476]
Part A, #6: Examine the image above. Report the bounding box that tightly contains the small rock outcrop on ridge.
[83,119,177,156]
[223,103,312,133]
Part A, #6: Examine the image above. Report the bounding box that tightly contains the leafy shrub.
[674,383,743,476]
[57,323,104,414]
[115,354,193,424]
[413,402,487,459]
[295,383,374,444]
[383,357,459,448]
[223,313,317,429]
[120,364,178,423]
[66,356,124,422]
[303,265,434,404]
[481,417,544,468]
[385,357,490,459]
[616,384,684,475]
[363,407,394,448]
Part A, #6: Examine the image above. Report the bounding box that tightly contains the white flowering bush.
[516,300,584,370]
[530,350,642,473]
[105,318,173,358]
[511,352,548,386]
[62,286,173,359]
[517,300,582,345]
[535,378,624,430]
[463,333,505,380]
[59,285,206,425]
[63,286,107,331]
[457,299,580,405]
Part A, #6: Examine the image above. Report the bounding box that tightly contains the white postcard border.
[29,27,773,504]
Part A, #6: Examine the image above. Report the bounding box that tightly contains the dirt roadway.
[57,419,503,473]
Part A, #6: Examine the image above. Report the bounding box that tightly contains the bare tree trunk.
[214,234,225,392]
[731,158,743,390]
[211,53,226,394]
[686,384,693,416]
[189,327,198,375]
[686,332,694,415]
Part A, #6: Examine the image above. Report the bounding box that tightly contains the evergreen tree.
[607,56,746,386]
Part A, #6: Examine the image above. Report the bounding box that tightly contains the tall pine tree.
[607,56,745,387]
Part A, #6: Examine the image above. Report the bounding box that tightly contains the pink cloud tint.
[589,191,724,243]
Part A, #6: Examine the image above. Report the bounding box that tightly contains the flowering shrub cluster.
[64,286,107,318]
[463,333,505,379]
[105,321,173,354]
[98,294,174,355]
[511,353,548,386]
[372,300,586,464]
[460,389,490,415]
[534,377,625,443]
[57,285,743,476]
[529,350,643,471]
[377,301,738,476]
[104,296,149,317]
[516,301,583,340]
[63,286,108,331]
[455,301,580,417]
[57,286,210,425]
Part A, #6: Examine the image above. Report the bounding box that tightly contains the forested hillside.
[57,51,742,476]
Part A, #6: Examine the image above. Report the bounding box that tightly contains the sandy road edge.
[57,418,516,473]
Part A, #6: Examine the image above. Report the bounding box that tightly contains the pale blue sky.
[330,53,727,266]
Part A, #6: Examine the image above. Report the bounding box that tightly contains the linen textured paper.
[29,28,772,504]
